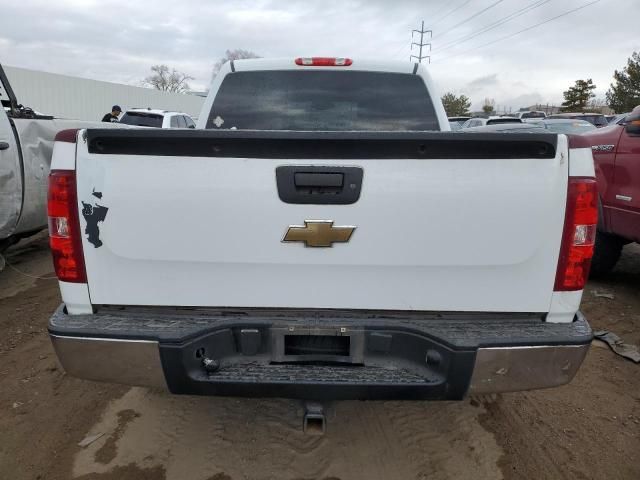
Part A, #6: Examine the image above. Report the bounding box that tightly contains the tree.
[212,49,261,79]
[587,97,607,113]
[144,65,194,93]
[606,52,640,113]
[441,92,471,117]
[482,98,495,114]
[561,79,596,112]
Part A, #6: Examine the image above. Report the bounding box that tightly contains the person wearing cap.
[102,105,122,122]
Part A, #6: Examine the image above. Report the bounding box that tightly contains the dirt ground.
[0,233,638,480]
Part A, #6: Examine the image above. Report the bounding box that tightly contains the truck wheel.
[590,232,624,277]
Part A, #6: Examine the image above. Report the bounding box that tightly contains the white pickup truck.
[47,58,595,401]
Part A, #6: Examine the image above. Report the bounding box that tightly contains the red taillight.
[295,57,353,67]
[554,178,598,291]
[48,170,86,283]
[54,129,79,143]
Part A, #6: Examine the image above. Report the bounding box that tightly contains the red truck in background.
[586,108,640,275]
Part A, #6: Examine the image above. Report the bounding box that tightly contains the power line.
[434,0,506,40]
[430,0,473,28]
[435,0,553,53]
[437,0,602,61]
[437,0,551,51]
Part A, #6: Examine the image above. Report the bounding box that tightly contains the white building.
[3,65,205,121]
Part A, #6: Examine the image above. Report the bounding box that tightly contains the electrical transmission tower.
[411,21,432,63]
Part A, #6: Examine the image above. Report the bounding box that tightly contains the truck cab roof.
[231,57,418,74]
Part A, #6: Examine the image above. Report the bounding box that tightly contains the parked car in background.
[465,119,597,137]
[526,119,597,135]
[608,113,630,125]
[546,112,608,128]
[458,123,544,133]
[0,64,122,250]
[460,116,522,128]
[581,109,640,274]
[119,108,196,128]
[448,116,471,131]
[514,110,546,120]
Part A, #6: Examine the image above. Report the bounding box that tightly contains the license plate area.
[272,327,364,364]
[285,335,350,356]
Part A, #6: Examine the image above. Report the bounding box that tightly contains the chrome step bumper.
[49,306,592,399]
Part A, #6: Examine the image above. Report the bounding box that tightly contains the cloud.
[467,74,498,88]
[501,93,546,111]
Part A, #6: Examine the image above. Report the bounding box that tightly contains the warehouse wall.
[4,65,205,121]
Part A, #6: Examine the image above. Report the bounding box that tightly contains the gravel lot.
[1,233,639,480]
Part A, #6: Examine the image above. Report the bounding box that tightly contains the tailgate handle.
[294,172,344,188]
[276,166,363,205]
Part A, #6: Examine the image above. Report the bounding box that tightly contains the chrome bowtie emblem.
[282,220,356,247]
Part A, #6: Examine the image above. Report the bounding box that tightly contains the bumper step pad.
[204,363,433,384]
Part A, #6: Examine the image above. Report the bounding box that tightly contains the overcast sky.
[1,0,638,110]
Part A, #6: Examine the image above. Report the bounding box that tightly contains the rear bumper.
[49,306,592,400]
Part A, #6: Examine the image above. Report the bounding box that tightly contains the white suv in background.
[515,110,547,120]
[119,108,196,128]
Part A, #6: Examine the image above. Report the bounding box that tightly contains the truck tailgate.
[76,130,566,313]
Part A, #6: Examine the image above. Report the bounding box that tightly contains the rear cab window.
[120,112,164,128]
[207,70,439,131]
